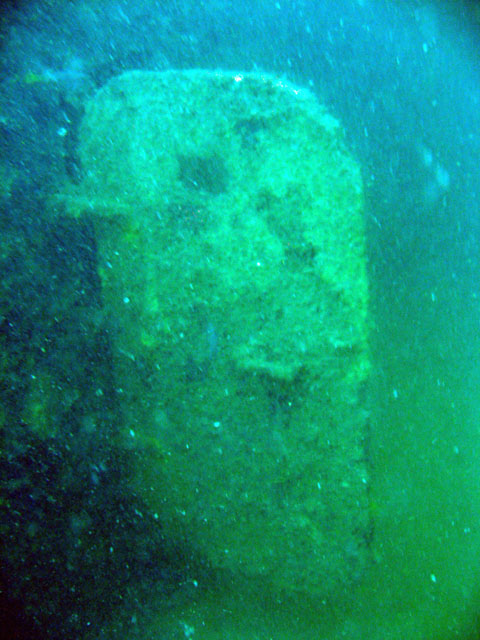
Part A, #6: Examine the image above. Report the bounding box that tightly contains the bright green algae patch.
[60,69,371,596]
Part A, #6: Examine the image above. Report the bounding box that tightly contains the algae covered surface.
[59,69,371,597]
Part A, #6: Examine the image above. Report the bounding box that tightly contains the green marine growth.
[58,69,371,597]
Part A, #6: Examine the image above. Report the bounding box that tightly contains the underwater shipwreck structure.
[56,68,371,597]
